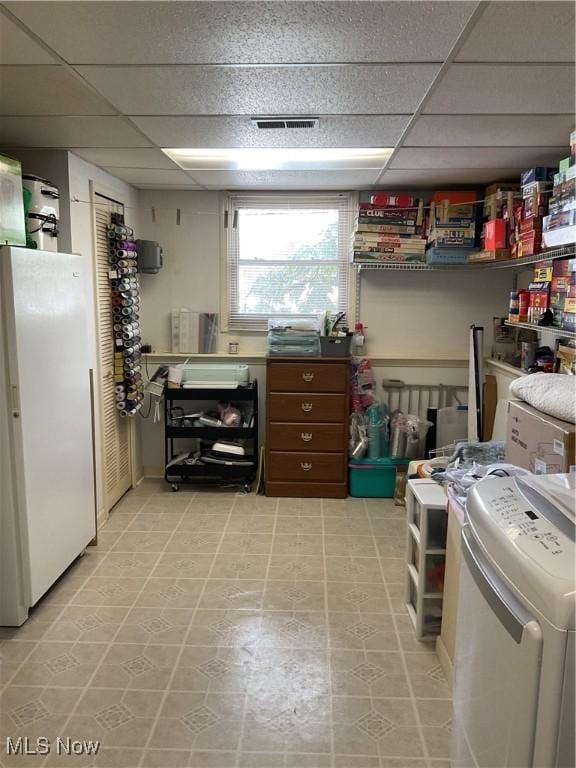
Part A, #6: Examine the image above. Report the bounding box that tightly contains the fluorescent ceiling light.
[162,147,393,172]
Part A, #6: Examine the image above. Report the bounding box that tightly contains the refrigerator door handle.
[88,369,98,533]
[462,526,537,644]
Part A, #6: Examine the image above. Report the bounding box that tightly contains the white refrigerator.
[0,246,96,626]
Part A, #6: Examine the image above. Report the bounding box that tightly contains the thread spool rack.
[107,213,144,416]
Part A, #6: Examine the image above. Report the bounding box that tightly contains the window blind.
[225,192,353,331]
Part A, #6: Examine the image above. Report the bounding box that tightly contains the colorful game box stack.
[107,213,144,416]
[510,167,555,258]
[548,257,576,329]
[352,192,426,263]
[470,183,519,262]
[426,191,480,264]
[543,131,576,249]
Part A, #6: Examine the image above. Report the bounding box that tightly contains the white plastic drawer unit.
[451,473,575,768]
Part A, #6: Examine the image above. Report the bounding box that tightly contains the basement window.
[223,193,353,332]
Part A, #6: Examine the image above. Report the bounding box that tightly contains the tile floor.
[0,481,453,768]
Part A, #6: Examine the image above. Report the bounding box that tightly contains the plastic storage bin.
[320,336,351,357]
[348,457,398,497]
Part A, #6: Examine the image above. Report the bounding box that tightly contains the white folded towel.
[509,373,576,424]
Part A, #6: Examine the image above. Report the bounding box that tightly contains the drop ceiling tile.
[0,13,55,63]
[391,147,567,170]
[404,115,576,147]
[457,1,575,62]
[424,64,575,114]
[0,116,152,147]
[77,64,440,115]
[102,167,198,186]
[188,169,379,188]
[0,66,114,115]
[6,1,476,64]
[73,148,178,169]
[379,168,521,187]
[132,115,411,148]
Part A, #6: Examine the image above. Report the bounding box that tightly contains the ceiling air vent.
[251,118,319,130]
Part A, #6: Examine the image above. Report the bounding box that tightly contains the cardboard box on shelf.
[520,167,556,186]
[483,219,507,250]
[551,276,570,293]
[528,281,550,323]
[553,259,573,277]
[562,312,576,332]
[506,400,575,474]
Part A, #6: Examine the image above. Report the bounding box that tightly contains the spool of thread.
[116,401,126,410]
[115,385,125,394]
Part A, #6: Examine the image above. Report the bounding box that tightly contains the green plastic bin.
[348,457,400,498]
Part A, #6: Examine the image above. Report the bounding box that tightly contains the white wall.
[134,188,514,474]
[137,190,221,352]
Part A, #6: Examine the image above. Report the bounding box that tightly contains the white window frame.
[220,192,355,332]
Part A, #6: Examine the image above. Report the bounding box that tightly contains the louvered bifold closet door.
[93,193,132,510]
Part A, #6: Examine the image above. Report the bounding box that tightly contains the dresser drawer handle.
[301,462,312,471]
[302,372,314,382]
[301,402,313,412]
[301,432,313,442]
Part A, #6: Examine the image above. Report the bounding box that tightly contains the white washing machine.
[451,472,575,768]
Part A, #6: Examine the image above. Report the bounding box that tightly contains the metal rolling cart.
[164,381,258,492]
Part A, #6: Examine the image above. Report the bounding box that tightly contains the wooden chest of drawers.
[265,357,350,498]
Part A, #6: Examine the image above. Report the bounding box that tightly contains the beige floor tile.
[177,514,231,533]
[91,643,180,690]
[323,516,372,536]
[325,556,384,584]
[11,641,107,686]
[187,497,236,514]
[142,749,192,767]
[271,534,324,557]
[267,556,325,582]
[152,553,215,579]
[172,645,254,694]
[45,746,143,767]
[65,551,108,580]
[127,512,184,532]
[218,533,274,556]
[326,582,391,614]
[111,531,172,553]
[141,496,192,514]
[374,538,407,558]
[226,515,276,534]
[330,650,410,698]
[327,612,398,652]
[152,692,244,751]
[365,498,405,517]
[285,755,331,768]
[101,513,136,532]
[233,496,278,515]
[256,611,328,650]
[94,531,124,552]
[198,580,265,611]
[0,641,36,685]
[111,494,150,515]
[135,579,205,610]
[0,603,62,643]
[70,688,164,748]
[186,610,263,648]
[40,575,87,607]
[72,578,146,608]
[370,518,407,538]
[210,554,269,580]
[377,558,405,584]
[165,531,223,554]
[332,696,422,757]
[92,553,159,580]
[387,583,408,614]
[243,693,331,754]
[263,581,326,612]
[324,535,377,558]
[275,516,323,535]
[335,756,381,768]
[277,497,322,516]
[379,760,427,768]
[1,685,83,742]
[247,649,330,698]
[238,753,285,768]
[43,606,129,642]
[322,499,366,516]
[405,655,452,699]
[417,699,453,758]
[116,606,195,645]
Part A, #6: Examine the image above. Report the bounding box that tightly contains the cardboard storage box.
[506,400,575,474]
